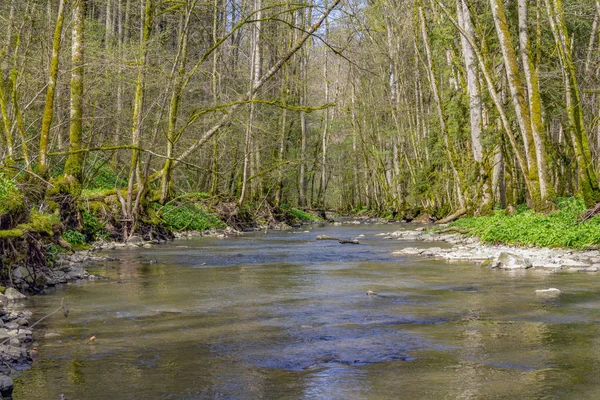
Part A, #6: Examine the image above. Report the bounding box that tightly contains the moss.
[20,210,62,236]
[86,200,108,215]
[0,286,5,294]
[47,201,60,213]
[81,188,118,200]
[0,229,24,238]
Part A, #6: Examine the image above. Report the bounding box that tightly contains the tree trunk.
[39,0,66,173]
[517,0,554,204]
[418,5,465,209]
[64,0,85,183]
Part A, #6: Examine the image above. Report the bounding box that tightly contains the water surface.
[14,224,600,399]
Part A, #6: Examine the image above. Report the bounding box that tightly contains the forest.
[2,0,600,250]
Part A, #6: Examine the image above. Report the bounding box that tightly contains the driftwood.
[579,202,600,223]
[435,208,467,225]
[437,226,473,234]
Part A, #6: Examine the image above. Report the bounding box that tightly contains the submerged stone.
[535,288,561,297]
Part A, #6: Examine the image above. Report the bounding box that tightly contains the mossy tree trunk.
[544,0,600,206]
[159,1,194,204]
[517,0,555,206]
[418,4,465,210]
[39,0,66,174]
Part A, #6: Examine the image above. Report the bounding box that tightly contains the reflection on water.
[14,224,600,399]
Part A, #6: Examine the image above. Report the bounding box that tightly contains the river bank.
[388,228,600,273]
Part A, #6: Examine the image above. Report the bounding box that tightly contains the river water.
[13,224,600,399]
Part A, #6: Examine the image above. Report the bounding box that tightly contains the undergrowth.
[155,202,225,231]
[450,197,600,248]
[286,207,321,222]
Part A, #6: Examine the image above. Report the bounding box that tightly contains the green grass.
[156,202,225,231]
[450,198,600,248]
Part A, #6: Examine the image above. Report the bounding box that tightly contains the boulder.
[491,252,533,270]
[0,375,13,400]
[126,235,144,244]
[4,288,26,301]
[316,235,339,241]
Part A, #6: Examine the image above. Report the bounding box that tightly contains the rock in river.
[491,252,533,270]
[535,288,561,297]
[4,288,26,301]
[316,235,339,241]
[0,375,13,400]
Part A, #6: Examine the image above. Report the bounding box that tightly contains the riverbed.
[13,224,600,399]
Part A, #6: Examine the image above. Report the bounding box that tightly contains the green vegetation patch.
[288,208,321,222]
[82,211,108,241]
[0,172,26,228]
[17,210,62,236]
[450,198,600,248]
[156,202,225,232]
[63,229,87,246]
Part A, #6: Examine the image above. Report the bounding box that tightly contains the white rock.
[4,288,26,301]
[535,288,561,297]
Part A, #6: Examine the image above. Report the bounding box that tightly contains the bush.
[450,197,600,248]
[82,211,108,240]
[156,202,225,231]
[63,229,87,245]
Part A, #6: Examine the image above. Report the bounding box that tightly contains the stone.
[0,329,10,340]
[316,235,339,241]
[126,235,144,244]
[583,266,599,272]
[4,288,26,301]
[556,258,589,269]
[66,267,87,280]
[143,243,152,248]
[8,338,19,346]
[0,375,14,400]
[535,288,561,297]
[491,252,533,270]
[393,247,425,256]
[4,323,18,330]
[15,318,27,326]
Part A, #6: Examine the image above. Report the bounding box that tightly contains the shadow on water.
[13,224,600,399]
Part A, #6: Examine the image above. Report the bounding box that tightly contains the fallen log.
[435,208,467,225]
[339,239,359,244]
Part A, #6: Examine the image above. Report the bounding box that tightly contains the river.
[13,224,600,399]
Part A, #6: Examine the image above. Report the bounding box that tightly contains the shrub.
[156,202,225,231]
[63,229,87,245]
[82,211,108,240]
